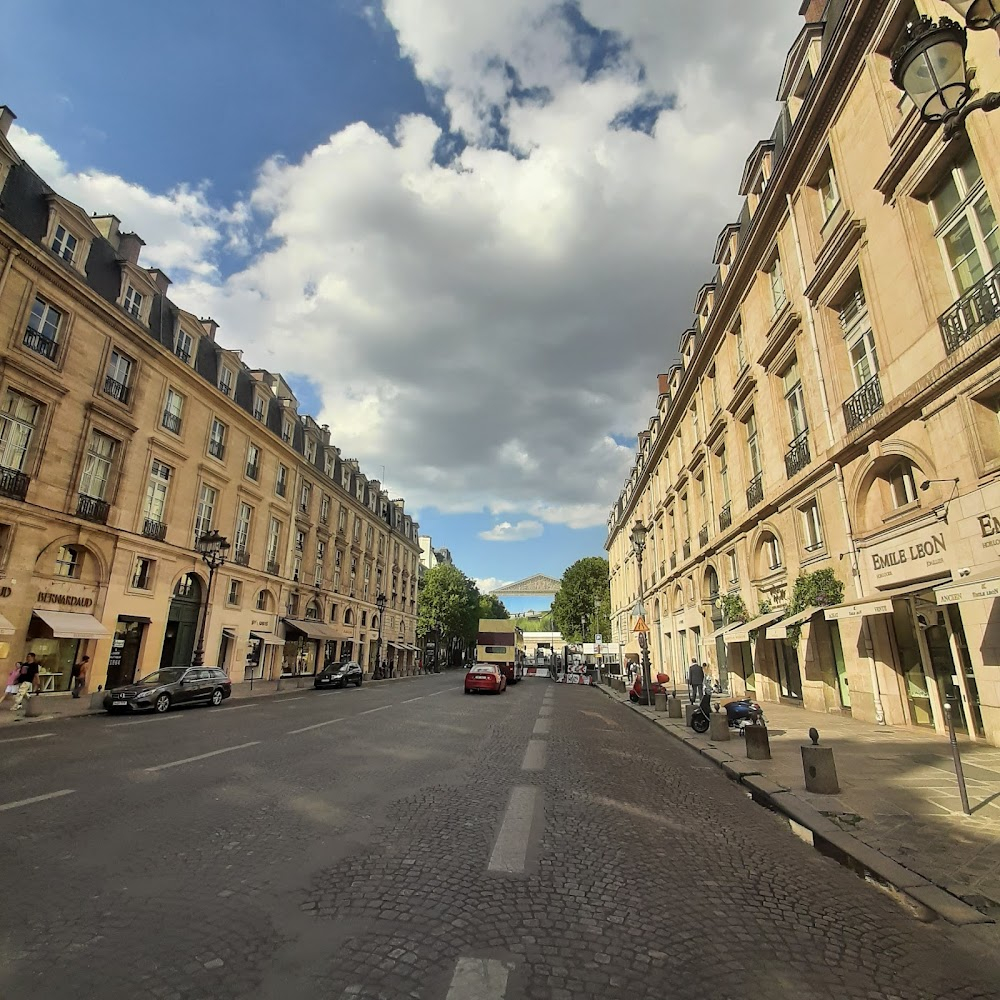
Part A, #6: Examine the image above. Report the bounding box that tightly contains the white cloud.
[10,1,801,531]
[479,520,544,543]
[475,577,514,594]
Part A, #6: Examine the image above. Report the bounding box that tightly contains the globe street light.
[891,15,1000,139]
[944,0,1000,32]
[374,592,387,679]
[629,519,654,707]
[193,529,230,667]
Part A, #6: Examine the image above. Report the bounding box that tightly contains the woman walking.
[0,662,21,708]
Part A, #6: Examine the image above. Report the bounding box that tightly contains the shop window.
[888,460,918,508]
[131,557,153,591]
[54,544,80,578]
[227,579,242,606]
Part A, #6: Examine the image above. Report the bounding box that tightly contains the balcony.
[746,473,763,510]
[0,465,29,501]
[161,410,182,434]
[842,374,884,432]
[719,502,732,532]
[142,518,167,541]
[659,560,665,580]
[208,439,226,460]
[276,482,287,498]
[266,559,281,575]
[784,430,810,479]
[682,538,691,561]
[77,494,110,524]
[698,524,709,549]
[938,262,1000,354]
[246,462,259,481]
[103,375,130,404]
[23,328,59,362]
[174,347,191,364]
[232,548,250,567]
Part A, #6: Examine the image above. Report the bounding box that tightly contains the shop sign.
[249,613,277,633]
[37,591,95,608]
[824,599,895,621]
[860,524,950,590]
[936,576,1000,605]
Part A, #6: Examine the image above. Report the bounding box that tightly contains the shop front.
[725,610,783,703]
[245,612,282,681]
[28,599,110,692]
[281,618,340,675]
[106,615,150,689]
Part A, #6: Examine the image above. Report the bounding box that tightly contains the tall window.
[802,499,823,550]
[718,445,730,504]
[363,561,371,599]
[132,557,153,591]
[889,460,917,508]
[162,389,183,434]
[209,418,226,460]
[315,541,326,586]
[281,418,292,443]
[123,284,143,319]
[338,506,347,532]
[334,548,343,590]
[174,329,193,363]
[227,579,242,606]
[79,430,117,499]
[690,403,699,444]
[246,442,260,480]
[253,395,266,422]
[143,459,171,524]
[818,164,840,222]
[256,589,269,611]
[733,321,747,371]
[54,545,79,578]
[745,411,762,477]
[764,534,782,571]
[105,350,132,402]
[300,481,311,512]
[266,518,281,567]
[0,390,39,472]
[353,515,361,542]
[839,282,879,387]
[235,502,252,555]
[219,365,234,396]
[727,549,739,585]
[276,463,288,497]
[365,525,374,550]
[782,359,808,438]
[768,257,787,313]
[51,224,78,263]
[930,150,999,294]
[26,297,62,359]
[321,494,331,523]
[194,484,218,544]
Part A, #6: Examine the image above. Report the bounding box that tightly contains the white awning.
[282,618,339,641]
[32,610,110,639]
[0,613,14,635]
[935,572,1000,605]
[711,620,746,640]
[251,631,284,646]
[823,579,951,621]
[725,610,784,644]
[766,606,820,640]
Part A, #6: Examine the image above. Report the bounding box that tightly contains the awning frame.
[725,610,784,644]
[250,631,284,646]
[766,606,820,640]
[824,578,952,620]
[282,618,340,641]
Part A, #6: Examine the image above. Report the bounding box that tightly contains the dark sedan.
[103,667,232,714]
[314,661,363,689]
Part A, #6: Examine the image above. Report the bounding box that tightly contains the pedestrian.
[687,657,704,703]
[0,661,22,708]
[12,654,40,712]
[70,655,89,698]
[702,662,713,695]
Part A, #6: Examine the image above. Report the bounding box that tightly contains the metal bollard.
[801,728,839,794]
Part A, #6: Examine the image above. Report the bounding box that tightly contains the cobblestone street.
[2,675,999,999]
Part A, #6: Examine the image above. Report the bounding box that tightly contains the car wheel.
[210,688,224,707]
[154,693,171,714]
[629,693,638,703]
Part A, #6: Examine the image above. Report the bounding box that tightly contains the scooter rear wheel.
[691,715,709,734]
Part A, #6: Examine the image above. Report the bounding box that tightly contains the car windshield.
[135,669,185,686]
[325,663,349,672]
[471,667,496,675]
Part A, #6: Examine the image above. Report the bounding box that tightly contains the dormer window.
[305,439,316,463]
[281,418,292,444]
[174,329,194,364]
[124,284,143,319]
[51,224,79,264]
[253,394,266,421]
[325,454,335,478]
[219,365,234,397]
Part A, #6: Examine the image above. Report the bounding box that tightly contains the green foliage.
[416,564,481,649]
[514,617,550,633]
[785,568,845,647]
[551,557,611,642]
[478,593,509,621]
[718,593,748,625]
[748,598,772,643]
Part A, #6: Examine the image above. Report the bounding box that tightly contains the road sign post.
[632,615,653,707]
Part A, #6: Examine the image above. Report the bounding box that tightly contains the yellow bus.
[475,619,525,684]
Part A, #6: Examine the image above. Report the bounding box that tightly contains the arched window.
[54,545,80,578]
[759,533,782,574]
[256,589,272,612]
[344,608,354,626]
[705,566,720,601]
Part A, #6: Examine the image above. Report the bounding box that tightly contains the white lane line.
[489,786,540,874]
[538,706,554,718]
[445,957,514,1000]
[0,733,55,744]
[112,715,184,727]
[288,717,346,735]
[275,696,306,704]
[144,741,261,772]
[532,718,551,736]
[428,689,449,697]
[400,696,425,704]
[358,705,392,716]
[217,704,258,712]
[521,739,546,772]
[0,789,75,812]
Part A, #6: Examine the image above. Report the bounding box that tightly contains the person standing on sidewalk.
[687,658,704,703]
[0,661,22,708]
[12,654,40,712]
[70,655,89,698]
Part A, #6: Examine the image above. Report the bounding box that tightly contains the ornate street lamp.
[944,0,1000,32]
[629,519,654,707]
[192,529,230,667]
[374,591,387,679]
[891,15,1000,139]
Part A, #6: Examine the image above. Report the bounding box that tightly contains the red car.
[629,673,671,704]
[464,664,508,695]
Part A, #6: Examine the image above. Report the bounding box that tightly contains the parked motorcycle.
[723,697,766,732]
[690,692,713,733]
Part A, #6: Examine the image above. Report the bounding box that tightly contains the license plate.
[112,700,127,706]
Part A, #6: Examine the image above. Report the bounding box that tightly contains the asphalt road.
[1,674,998,1000]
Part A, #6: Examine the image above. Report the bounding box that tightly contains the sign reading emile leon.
[860,523,950,591]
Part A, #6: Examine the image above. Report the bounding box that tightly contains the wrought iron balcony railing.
[233,548,250,567]
[103,376,130,404]
[208,439,226,460]
[142,517,167,541]
[698,524,709,548]
[746,473,763,510]
[77,494,110,524]
[161,410,182,434]
[939,262,1000,353]
[843,374,884,432]
[0,465,29,501]
[23,328,59,361]
[266,559,281,575]
[784,430,810,479]
[245,462,259,480]
[719,502,732,531]
[682,538,691,561]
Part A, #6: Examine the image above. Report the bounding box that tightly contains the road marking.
[288,717,346,735]
[0,733,55,744]
[112,715,184,727]
[0,789,75,812]
[400,696,425,704]
[532,718,551,736]
[358,705,392,716]
[428,689,449,697]
[538,706,554,718]
[275,696,306,704]
[445,957,513,1000]
[489,786,540,874]
[144,741,261,772]
[521,739,546,772]
[217,704,257,712]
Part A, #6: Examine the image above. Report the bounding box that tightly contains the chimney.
[92,214,121,248]
[0,106,16,137]
[799,0,825,21]
[199,317,219,341]
[146,268,171,294]
[657,373,670,396]
[117,231,144,265]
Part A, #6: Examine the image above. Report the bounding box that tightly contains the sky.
[0,0,801,609]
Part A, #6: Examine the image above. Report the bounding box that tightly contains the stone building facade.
[607,0,1000,746]
[0,107,421,696]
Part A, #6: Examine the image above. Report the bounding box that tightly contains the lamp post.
[192,529,230,667]
[891,15,1000,140]
[944,0,1000,33]
[374,592,387,679]
[630,519,654,707]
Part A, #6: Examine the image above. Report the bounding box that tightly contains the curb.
[593,684,992,927]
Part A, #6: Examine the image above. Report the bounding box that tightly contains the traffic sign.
[595,633,602,644]
[632,615,649,634]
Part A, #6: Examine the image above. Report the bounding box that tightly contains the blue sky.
[0,1,799,601]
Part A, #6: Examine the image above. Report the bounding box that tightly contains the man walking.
[70,655,89,698]
[687,657,704,704]
[12,653,40,712]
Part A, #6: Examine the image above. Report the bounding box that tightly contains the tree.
[417,564,481,665]
[478,593,509,621]
[552,557,611,642]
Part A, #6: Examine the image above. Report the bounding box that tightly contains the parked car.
[104,666,232,714]
[464,664,508,695]
[629,674,671,704]
[314,661,363,689]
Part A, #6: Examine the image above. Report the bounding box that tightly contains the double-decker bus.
[475,619,525,684]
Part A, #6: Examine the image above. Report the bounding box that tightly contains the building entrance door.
[159,574,202,669]
[829,620,852,711]
[107,618,146,689]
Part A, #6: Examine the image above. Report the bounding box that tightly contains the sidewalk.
[597,683,1000,926]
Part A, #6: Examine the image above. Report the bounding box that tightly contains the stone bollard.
[709,709,730,741]
[684,702,695,728]
[654,692,667,713]
[745,724,771,760]
[90,692,106,711]
[667,696,682,719]
[25,695,43,718]
[801,728,840,794]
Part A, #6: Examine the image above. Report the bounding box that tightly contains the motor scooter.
[723,698,766,732]
[690,692,713,733]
